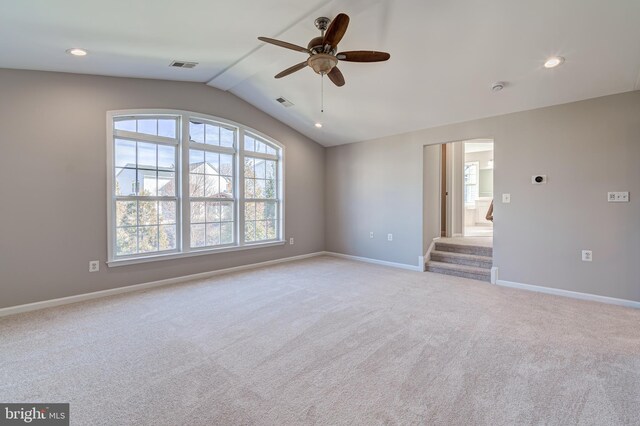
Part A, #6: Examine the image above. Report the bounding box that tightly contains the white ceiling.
[2,0,640,146]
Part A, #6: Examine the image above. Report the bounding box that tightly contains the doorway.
[423,138,494,257]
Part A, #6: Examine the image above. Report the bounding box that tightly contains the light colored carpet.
[1,256,639,425]
[438,236,493,247]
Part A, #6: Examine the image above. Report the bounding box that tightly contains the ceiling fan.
[258,13,390,87]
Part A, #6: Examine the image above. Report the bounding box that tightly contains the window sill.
[107,240,286,267]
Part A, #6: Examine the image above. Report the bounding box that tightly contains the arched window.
[107,110,284,265]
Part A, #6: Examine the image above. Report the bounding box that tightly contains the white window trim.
[106,109,285,267]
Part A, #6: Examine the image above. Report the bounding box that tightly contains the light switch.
[502,193,511,203]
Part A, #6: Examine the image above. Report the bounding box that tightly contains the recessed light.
[314,122,323,128]
[66,48,88,57]
[544,56,564,69]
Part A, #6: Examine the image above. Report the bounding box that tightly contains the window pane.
[115,139,136,168]
[191,201,205,223]
[255,159,266,179]
[221,202,233,221]
[205,124,219,145]
[219,154,233,176]
[220,127,234,148]
[264,201,277,220]
[245,221,255,242]
[255,141,265,153]
[221,222,233,244]
[115,168,137,196]
[158,119,176,138]
[206,223,220,246]
[138,119,157,136]
[190,174,205,197]
[245,202,256,221]
[245,137,255,152]
[220,177,233,198]
[255,221,267,240]
[138,142,157,170]
[266,220,276,240]
[204,175,219,197]
[191,224,206,248]
[159,201,176,224]
[255,202,265,220]
[138,170,157,196]
[206,202,220,222]
[139,226,159,252]
[190,121,205,144]
[245,179,255,199]
[158,145,175,170]
[159,225,176,251]
[255,179,265,198]
[115,119,136,132]
[266,146,276,156]
[116,201,137,227]
[244,157,254,177]
[158,171,175,196]
[265,179,276,199]
[205,151,219,173]
[189,149,205,168]
[116,227,137,255]
[266,160,276,179]
[138,201,158,226]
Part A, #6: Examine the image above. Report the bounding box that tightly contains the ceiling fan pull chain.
[321,73,324,113]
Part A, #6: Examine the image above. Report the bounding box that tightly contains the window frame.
[106,109,285,267]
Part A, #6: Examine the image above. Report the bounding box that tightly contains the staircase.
[426,241,493,282]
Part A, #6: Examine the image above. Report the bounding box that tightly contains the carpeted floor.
[1,256,639,425]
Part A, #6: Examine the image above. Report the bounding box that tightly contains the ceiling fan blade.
[327,67,345,87]
[274,61,308,79]
[336,51,391,62]
[323,13,350,48]
[258,37,310,54]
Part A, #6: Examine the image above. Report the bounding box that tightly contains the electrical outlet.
[387,233,393,241]
[370,232,374,239]
[607,192,629,202]
[502,193,511,203]
[289,237,294,245]
[89,260,100,272]
[581,250,592,262]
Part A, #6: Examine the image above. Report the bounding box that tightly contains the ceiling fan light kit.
[308,53,338,75]
[258,12,390,88]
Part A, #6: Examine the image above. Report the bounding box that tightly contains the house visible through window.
[107,110,284,264]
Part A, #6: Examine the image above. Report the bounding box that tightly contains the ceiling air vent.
[170,60,198,69]
[276,97,294,108]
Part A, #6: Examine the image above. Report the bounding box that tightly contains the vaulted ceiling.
[2,0,640,146]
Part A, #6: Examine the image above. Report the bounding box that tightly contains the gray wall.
[326,91,640,302]
[0,69,325,308]
[422,145,441,254]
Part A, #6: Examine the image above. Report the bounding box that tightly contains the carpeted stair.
[426,241,492,282]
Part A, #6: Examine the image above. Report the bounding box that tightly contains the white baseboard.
[0,252,326,318]
[490,267,499,284]
[496,279,640,309]
[324,251,423,271]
